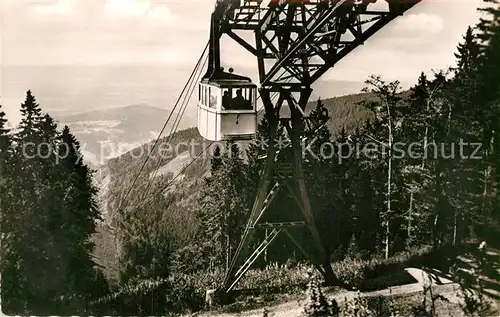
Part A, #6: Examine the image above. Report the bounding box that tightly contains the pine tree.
[5,91,50,314]
[196,141,251,270]
[353,130,378,253]
[0,105,10,159]
[56,126,106,307]
[304,99,343,255]
[455,26,480,73]
[0,104,11,195]
[210,144,223,175]
[0,93,58,314]
[401,73,445,248]
[16,90,43,146]
[447,26,485,245]
[223,142,249,259]
[0,104,19,313]
[475,0,500,240]
[2,93,107,314]
[246,115,271,202]
[117,203,172,283]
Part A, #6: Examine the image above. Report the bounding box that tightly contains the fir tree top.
[454,26,480,73]
[17,90,43,141]
[0,105,11,159]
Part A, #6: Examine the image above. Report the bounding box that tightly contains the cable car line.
[136,142,215,211]
[127,69,288,217]
[142,55,209,202]
[114,42,209,216]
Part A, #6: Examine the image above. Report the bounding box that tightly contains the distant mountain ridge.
[61,104,168,122]
[54,104,196,168]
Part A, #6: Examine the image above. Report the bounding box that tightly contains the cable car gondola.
[197,0,258,142]
[197,70,257,141]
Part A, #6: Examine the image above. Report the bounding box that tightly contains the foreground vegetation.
[2,1,500,316]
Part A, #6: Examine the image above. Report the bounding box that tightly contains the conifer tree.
[0,105,10,159]
[0,104,19,313]
[2,93,106,314]
[196,141,250,269]
[475,1,500,238]
[56,126,106,305]
[400,73,445,247]
[455,26,480,73]
[304,99,342,254]
[246,115,271,202]
[16,90,43,146]
[210,144,223,174]
[0,92,57,314]
[447,27,485,245]
[13,91,44,211]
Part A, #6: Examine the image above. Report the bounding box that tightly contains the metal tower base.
[211,88,342,303]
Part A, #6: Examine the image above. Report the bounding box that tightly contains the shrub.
[450,247,490,317]
[239,262,310,294]
[90,274,207,315]
[341,294,399,317]
[331,246,435,289]
[303,270,340,317]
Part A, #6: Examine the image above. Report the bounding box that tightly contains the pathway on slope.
[195,268,458,317]
[196,243,500,317]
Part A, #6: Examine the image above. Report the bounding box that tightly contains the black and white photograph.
[1,0,499,315]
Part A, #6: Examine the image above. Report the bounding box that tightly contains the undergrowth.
[92,246,445,315]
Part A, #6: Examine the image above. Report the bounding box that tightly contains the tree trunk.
[407,189,414,248]
[385,101,393,260]
[226,235,230,272]
[408,90,431,248]
[453,211,457,246]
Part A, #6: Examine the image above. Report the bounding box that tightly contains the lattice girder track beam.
[223,0,420,86]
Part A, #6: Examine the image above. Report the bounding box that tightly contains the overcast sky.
[0,0,486,123]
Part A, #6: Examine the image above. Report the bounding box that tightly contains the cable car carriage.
[197,71,257,141]
[197,0,258,142]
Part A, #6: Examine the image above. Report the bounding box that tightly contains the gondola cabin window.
[221,87,253,110]
[209,87,217,108]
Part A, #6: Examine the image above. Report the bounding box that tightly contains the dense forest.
[0,91,109,314]
[1,2,500,316]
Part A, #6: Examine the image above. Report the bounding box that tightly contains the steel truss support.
[204,0,423,306]
[221,0,421,87]
[217,87,341,301]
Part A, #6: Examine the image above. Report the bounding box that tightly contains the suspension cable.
[141,54,208,201]
[114,41,209,214]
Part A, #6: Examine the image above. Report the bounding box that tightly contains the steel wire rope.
[112,41,209,220]
[114,56,280,230]
[140,55,209,202]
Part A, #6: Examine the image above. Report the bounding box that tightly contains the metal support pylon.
[217,87,341,300]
